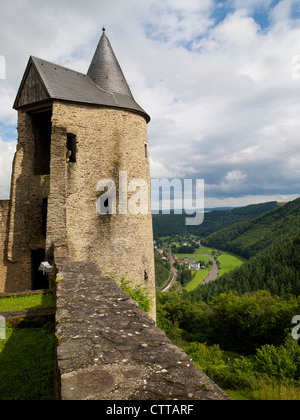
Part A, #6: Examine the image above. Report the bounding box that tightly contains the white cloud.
[225,170,247,182]
[150,158,178,179]
[0,0,300,206]
[0,137,16,198]
[142,0,214,47]
[0,88,17,125]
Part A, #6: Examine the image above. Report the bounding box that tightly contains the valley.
[154,236,245,292]
[153,197,300,400]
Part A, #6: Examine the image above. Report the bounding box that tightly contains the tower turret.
[1,29,156,319]
[87,28,133,97]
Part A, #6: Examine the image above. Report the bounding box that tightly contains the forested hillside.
[152,214,188,237]
[189,233,300,303]
[152,201,279,238]
[202,197,300,258]
[155,197,300,399]
[155,198,300,399]
[157,289,300,354]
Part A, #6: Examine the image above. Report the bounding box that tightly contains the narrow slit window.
[144,143,148,159]
[41,197,48,237]
[67,133,77,163]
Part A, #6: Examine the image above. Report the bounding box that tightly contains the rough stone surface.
[0,111,51,292]
[1,102,156,319]
[0,200,10,292]
[55,260,230,401]
[48,102,156,318]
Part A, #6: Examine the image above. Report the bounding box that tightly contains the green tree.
[254,336,300,381]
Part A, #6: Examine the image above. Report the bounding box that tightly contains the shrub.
[254,337,300,381]
[186,342,224,370]
[206,365,261,391]
[110,274,153,313]
[119,277,153,313]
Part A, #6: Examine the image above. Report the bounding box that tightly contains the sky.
[0,0,300,208]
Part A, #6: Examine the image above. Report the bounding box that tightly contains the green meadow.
[217,252,247,278]
[177,246,214,264]
[184,269,208,292]
[177,247,214,292]
[177,248,246,292]
[0,293,55,312]
[0,293,56,400]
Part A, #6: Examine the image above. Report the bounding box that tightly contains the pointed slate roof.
[87,28,133,97]
[13,30,150,123]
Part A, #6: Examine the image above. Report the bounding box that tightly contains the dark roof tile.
[14,31,150,123]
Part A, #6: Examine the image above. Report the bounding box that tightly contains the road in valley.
[160,245,220,292]
[202,256,219,285]
[161,246,178,292]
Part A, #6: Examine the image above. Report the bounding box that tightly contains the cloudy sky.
[0,0,300,208]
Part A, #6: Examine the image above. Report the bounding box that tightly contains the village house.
[190,262,201,270]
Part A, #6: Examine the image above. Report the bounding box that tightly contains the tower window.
[144,270,148,281]
[67,133,77,163]
[144,143,148,159]
[41,197,48,237]
[32,110,52,175]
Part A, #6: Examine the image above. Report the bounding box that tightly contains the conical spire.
[87,28,133,97]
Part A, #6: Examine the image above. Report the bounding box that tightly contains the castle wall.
[47,102,156,317]
[3,111,50,292]
[55,260,230,400]
[0,200,10,292]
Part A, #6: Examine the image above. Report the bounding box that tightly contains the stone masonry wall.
[3,111,50,291]
[0,200,10,292]
[48,102,156,318]
[55,260,230,401]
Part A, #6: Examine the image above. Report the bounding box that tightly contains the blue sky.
[0,0,300,207]
[0,123,16,142]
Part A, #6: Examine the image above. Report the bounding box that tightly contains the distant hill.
[202,197,300,258]
[152,214,188,237]
[189,232,300,303]
[152,201,279,238]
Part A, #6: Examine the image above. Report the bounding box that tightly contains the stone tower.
[0,29,155,316]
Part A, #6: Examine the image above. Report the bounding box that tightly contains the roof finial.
[102,26,106,32]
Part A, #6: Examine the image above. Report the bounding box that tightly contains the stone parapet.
[55,260,230,401]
